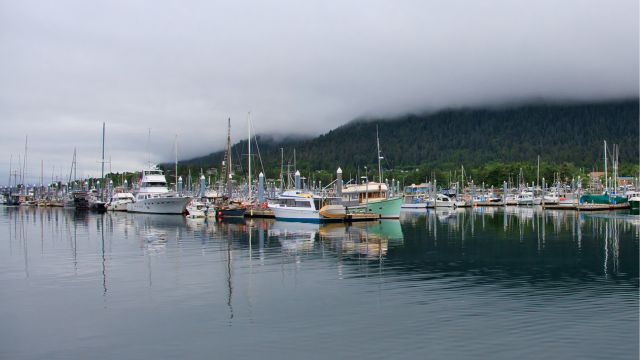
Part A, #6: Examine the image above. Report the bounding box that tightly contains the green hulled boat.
[345,195,403,219]
[339,126,403,218]
[579,193,628,205]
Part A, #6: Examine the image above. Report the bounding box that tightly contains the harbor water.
[0,206,638,359]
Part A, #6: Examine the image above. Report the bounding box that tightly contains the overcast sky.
[0,0,638,185]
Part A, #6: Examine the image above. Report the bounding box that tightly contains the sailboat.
[89,123,108,212]
[579,140,629,207]
[341,126,402,219]
[216,118,247,219]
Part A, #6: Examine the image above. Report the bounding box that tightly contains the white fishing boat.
[106,191,135,211]
[516,191,534,206]
[269,190,346,223]
[434,193,455,208]
[504,194,518,206]
[543,192,560,205]
[401,194,428,209]
[127,168,191,214]
[186,200,207,218]
[627,191,640,211]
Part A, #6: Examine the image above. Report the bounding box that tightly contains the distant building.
[205,168,218,176]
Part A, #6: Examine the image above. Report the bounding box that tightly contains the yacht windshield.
[143,182,166,187]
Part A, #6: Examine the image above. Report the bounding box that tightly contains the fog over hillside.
[1,0,638,184]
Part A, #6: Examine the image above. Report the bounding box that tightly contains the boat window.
[295,201,312,208]
[142,182,166,187]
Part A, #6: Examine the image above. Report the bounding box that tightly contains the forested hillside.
[175,99,639,186]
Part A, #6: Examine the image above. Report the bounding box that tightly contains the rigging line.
[249,120,266,176]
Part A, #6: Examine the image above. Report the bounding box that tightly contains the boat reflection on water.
[269,221,318,253]
[395,207,638,280]
[267,220,404,258]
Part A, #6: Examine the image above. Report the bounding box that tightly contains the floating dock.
[345,213,381,222]
[543,203,631,211]
[244,209,380,222]
[576,203,630,211]
[543,204,577,210]
[245,209,275,218]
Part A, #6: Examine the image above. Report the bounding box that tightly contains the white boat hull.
[107,201,132,211]
[127,196,191,214]
[401,203,427,209]
[269,206,322,222]
[435,201,455,208]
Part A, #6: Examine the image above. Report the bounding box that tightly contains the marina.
[1,2,638,358]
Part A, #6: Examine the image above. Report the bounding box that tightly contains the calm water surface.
[1,206,638,359]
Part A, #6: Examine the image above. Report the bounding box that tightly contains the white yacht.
[127,168,191,214]
[269,190,346,223]
[106,192,135,211]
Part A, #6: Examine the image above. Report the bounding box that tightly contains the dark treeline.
[170,99,639,187]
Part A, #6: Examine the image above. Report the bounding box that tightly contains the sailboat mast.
[101,123,105,181]
[377,125,382,183]
[8,154,12,190]
[604,140,608,192]
[226,118,232,197]
[73,148,77,184]
[537,155,540,188]
[247,112,251,201]
[174,135,178,189]
[22,135,28,189]
[279,148,284,191]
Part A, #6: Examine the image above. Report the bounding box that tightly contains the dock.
[245,208,275,218]
[543,204,578,210]
[543,202,631,211]
[576,203,630,211]
[244,209,380,222]
[345,213,381,222]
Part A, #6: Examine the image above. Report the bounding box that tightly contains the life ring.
[261,202,267,209]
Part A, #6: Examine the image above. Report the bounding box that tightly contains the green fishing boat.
[579,193,628,205]
[340,125,402,219]
[344,194,403,219]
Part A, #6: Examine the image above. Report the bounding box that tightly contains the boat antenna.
[146,128,151,169]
